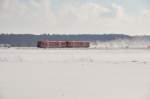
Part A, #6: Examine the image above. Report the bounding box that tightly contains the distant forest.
[0,34,149,47]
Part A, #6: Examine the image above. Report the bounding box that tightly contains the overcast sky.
[0,0,150,35]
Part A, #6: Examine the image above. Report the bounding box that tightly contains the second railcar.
[67,41,90,48]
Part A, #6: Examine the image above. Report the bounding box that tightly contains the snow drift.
[0,48,150,99]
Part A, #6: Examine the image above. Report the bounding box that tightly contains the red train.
[37,40,90,48]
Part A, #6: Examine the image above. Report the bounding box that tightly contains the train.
[37,40,90,48]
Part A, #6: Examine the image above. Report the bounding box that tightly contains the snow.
[90,40,150,49]
[0,48,150,99]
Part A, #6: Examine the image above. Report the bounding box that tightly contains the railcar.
[67,41,89,48]
[37,40,90,48]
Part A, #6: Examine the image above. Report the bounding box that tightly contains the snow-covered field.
[1,48,150,99]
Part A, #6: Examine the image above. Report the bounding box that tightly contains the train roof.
[38,40,90,42]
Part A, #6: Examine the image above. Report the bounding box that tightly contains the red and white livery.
[37,40,90,48]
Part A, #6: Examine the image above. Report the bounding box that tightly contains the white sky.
[0,0,150,35]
